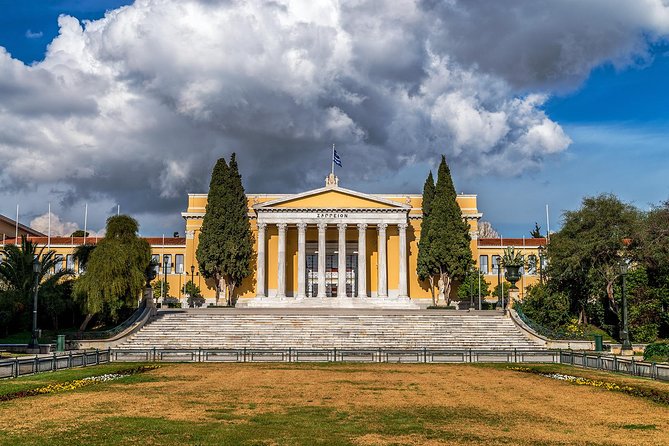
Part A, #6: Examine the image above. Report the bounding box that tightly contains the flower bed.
[507,366,669,405]
[0,365,160,402]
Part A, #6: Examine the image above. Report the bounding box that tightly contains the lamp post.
[162,255,169,304]
[28,259,41,350]
[496,258,503,310]
[190,265,195,291]
[469,267,475,310]
[620,261,633,353]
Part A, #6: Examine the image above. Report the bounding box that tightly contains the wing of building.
[1,176,546,306]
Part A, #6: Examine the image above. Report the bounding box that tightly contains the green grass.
[0,404,500,446]
[0,363,158,397]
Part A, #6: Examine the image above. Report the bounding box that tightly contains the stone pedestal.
[508,288,520,310]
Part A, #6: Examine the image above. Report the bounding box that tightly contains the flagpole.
[15,204,19,240]
[48,203,51,249]
[545,204,551,244]
[331,143,335,176]
[83,203,88,245]
[117,205,120,216]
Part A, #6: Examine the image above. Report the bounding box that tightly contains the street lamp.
[469,267,475,310]
[190,265,195,290]
[620,260,633,353]
[162,255,169,304]
[28,259,41,350]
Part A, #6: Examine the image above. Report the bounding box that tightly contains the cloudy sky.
[1,0,668,237]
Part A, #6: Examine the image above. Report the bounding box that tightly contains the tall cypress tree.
[417,171,438,303]
[197,154,253,306]
[427,156,472,305]
[197,157,229,304]
[220,153,253,305]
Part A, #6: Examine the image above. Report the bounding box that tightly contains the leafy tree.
[152,279,171,300]
[0,236,70,335]
[73,215,151,331]
[477,221,500,239]
[424,156,472,305]
[456,267,491,303]
[73,244,96,272]
[70,230,90,237]
[417,170,438,302]
[493,281,511,304]
[530,222,543,238]
[197,154,253,306]
[547,194,638,324]
[521,283,571,330]
[183,280,205,307]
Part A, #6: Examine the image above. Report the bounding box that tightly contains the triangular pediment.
[254,187,410,210]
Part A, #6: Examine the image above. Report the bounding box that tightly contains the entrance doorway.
[305,243,358,297]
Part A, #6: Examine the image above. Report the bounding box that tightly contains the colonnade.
[255,222,409,299]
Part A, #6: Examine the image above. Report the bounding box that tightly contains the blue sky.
[0,1,668,237]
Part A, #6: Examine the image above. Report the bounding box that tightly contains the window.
[54,255,63,273]
[163,254,172,274]
[492,255,501,275]
[479,255,488,274]
[175,254,184,274]
[527,255,537,275]
[66,254,75,271]
[152,254,160,275]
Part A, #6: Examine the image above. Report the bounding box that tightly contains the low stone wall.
[508,309,594,350]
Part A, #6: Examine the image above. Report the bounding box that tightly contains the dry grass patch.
[0,362,667,445]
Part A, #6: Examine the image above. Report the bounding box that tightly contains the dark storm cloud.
[0,0,667,229]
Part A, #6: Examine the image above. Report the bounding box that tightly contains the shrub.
[643,341,669,362]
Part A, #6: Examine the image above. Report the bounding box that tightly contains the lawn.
[0,362,667,445]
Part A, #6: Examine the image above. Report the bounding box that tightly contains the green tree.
[0,236,70,335]
[530,222,543,238]
[152,279,171,300]
[417,170,438,303]
[456,267,491,303]
[547,194,639,325]
[197,154,253,306]
[72,244,96,272]
[183,280,205,307]
[70,230,90,238]
[424,156,472,305]
[520,283,571,330]
[73,215,151,331]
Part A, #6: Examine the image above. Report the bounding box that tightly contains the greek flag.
[333,149,342,167]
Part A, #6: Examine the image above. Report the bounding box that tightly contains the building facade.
[1,175,546,306]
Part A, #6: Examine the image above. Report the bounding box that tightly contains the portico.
[252,182,411,305]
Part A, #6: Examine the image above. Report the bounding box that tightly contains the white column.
[337,223,347,298]
[357,223,367,298]
[398,223,408,298]
[377,223,388,298]
[276,223,287,298]
[256,223,266,297]
[317,223,327,298]
[296,223,307,299]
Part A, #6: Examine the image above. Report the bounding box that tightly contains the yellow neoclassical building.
[1,175,546,306]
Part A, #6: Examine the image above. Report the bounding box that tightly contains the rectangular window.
[492,255,501,275]
[175,254,184,274]
[66,254,74,271]
[152,254,160,275]
[54,255,63,273]
[163,254,172,274]
[479,255,488,274]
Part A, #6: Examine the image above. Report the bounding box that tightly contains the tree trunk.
[428,276,436,306]
[78,313,94,332]
[606,280,619,316]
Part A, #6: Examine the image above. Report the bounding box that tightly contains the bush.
[643,341,669,362]
[521,283,571,330]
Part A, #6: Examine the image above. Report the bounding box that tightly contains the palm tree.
[0,236,71,335]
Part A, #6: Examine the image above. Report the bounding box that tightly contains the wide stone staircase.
[115,309,544,350]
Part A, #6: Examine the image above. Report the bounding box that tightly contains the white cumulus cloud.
[0,0,667,230]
